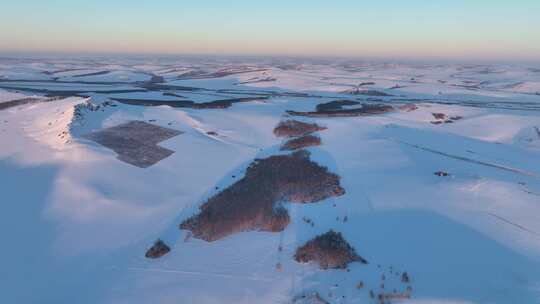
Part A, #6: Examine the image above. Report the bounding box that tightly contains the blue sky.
[1,0,539,60]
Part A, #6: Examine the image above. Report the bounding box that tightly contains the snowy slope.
[1,56,540,304]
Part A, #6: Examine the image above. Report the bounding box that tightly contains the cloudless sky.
[1,0,539,60]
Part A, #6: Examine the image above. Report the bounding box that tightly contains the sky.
[1,0,539,60]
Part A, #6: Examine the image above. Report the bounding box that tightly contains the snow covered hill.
[1,56,540,304]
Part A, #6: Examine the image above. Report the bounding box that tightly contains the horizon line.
[1,50,539,65]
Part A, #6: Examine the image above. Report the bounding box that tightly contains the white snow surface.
[1,56,540,304]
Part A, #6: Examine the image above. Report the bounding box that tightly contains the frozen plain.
[1,56,540,303]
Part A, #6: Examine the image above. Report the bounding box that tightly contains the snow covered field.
[1,56,540,304]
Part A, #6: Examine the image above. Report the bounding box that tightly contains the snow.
[61,70,152,83]
[1,56,540,304]
[0,89,34,103]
